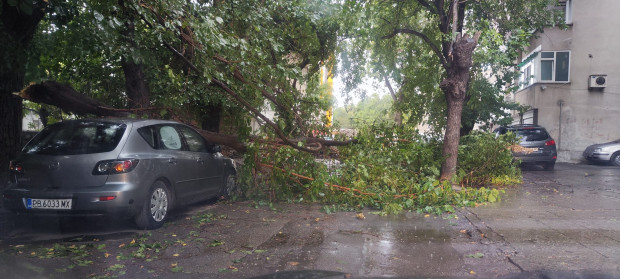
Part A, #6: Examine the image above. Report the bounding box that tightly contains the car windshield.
[23,121,126,155]
[513,128,549,142]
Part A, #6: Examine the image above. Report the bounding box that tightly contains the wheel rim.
[150,188,168,222]
[614,155,620,166]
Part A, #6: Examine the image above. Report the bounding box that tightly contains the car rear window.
[513,128,549,142]
[23,121,127,155]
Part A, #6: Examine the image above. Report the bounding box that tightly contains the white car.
[583,139,620,166]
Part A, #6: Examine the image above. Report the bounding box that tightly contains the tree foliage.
[332,94,393,129]
[248,123,517,214]
[337,0,564,179]
[22,0,344,151]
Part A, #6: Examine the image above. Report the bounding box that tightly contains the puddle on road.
[321,212,463,277]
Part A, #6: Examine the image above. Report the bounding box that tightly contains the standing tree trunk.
[439,33,480,181]
[121,58,151,109]
[0,0,47,190]
[201,103,222,132]
[119,2,150,110]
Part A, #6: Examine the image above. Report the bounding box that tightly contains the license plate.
[26,198,72,210]
[511,145,540,154]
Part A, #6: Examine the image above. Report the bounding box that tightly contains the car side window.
[138,126,157,148]
[178,126,208,152]
[159,126,182,150]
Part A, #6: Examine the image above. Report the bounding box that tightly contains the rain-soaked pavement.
[0,163,619,278]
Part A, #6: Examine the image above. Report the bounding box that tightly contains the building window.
[519,50,570,89]
[540,51,570,82]
[565,0,572,24]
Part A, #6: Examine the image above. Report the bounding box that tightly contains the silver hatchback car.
[583,139,620,166]
[3,119,237,229]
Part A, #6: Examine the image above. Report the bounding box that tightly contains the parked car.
[583,139,620,166]
[495,124,557,170]
[3,119,237,229]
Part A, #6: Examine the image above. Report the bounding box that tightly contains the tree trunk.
[0,72,24,190]
[118,3,150,110]
[439,91,465,181]
[201,103,222,132]
[0,0,47,190]
[121,58,151,109]
[439,33,480,181]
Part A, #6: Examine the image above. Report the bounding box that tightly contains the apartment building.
[512,0,620,162]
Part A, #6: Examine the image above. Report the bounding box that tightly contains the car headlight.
[594,148,602,153]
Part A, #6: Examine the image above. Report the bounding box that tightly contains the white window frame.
[565,0,573,24]
[518,46,541,89]
[539,50,571,83]
[518,47,570,89]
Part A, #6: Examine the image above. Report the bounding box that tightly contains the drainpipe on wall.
[557,99,565,152]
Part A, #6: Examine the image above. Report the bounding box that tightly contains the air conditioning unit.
[589,75,607,88]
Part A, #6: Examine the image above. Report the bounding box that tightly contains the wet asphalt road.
[0,163,619,278]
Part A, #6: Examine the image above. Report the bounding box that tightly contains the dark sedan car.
[495,124,557,170]
[3,119,237,229]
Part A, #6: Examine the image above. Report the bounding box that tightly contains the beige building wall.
[513,0,620,162]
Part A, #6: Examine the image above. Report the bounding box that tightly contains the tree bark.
[201,102,222,133]
[119,2,150,110]
[439,33,480,181]
[121,58,151,109]
[15,81,129,117]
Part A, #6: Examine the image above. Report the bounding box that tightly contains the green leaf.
[208,240,224,247]
[466,252,484,259]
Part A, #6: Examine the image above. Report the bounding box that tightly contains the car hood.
[588,139,620,149]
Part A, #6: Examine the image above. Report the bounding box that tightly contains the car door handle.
[196,157,205,164]
[168,158,177,165]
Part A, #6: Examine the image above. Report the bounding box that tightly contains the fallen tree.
[15,80,355,154]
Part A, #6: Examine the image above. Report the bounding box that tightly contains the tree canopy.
[337,0,564,180]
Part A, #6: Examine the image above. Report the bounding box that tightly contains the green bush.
[457,131,521,187]
[240,123,519,214]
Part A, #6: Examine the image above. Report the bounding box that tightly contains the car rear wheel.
[543,161,555,171]
[219,173,237,199]
[135,180,171,230]
[611,152,620,166]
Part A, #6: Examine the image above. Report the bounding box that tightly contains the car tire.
[219,173,237,199]
[135,180,171,230]
[543,161,555,171]
[611,152,620,166]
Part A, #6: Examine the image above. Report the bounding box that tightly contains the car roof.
[500,124,547,131]
[55,118,180,126]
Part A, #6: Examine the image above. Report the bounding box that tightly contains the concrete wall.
[513,0,620,162]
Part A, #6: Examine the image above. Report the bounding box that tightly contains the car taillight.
[98,196,116,201]
[93,159,139,175]
[9,161,23,173]
[545,140,556,146]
